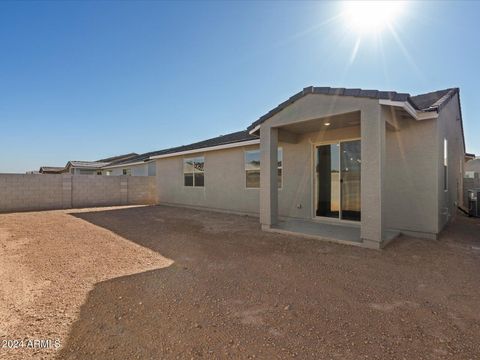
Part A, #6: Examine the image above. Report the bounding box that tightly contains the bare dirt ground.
[0,205,479,359]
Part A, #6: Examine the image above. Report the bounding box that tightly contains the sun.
[342,1,406,34]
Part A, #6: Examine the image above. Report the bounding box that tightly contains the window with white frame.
[123,168,132,176]
[184,156,204,187]
[443,138,448,191]
[245,148,282,188]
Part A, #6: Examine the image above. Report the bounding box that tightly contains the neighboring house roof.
[247,86,459,131]
[96,152,138,165]
[67,161,110,169]
[39,166,64,173]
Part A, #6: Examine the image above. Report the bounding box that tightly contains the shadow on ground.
[57,205,480,359]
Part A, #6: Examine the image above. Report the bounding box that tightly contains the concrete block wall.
[127,175,157,204]
[0,174,157,213]
[0,174,65,212]
[71,175,123,208]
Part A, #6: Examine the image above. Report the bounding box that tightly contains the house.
[38,166,64,174]
[465,157,479,177]
[100,153,156,176]
[150,86,465,249]
[465,152,478,175]
[465,152,476,162]
[38,153,140,175]
[64,161,110,175]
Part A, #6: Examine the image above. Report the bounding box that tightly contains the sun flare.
[342,1,406,34]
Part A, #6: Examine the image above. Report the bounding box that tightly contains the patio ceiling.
[278,111,361,135]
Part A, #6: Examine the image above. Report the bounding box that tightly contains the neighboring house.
[38,166,64,174]
[465,152,476,163]
[464,155,480,206]
[101,153,157,176]
[64,161,110,175]
[150,86,465,249]
[38,153,141,175]
[465,157,480,179]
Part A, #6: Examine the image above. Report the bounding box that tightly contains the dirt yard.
[0,205,479,359]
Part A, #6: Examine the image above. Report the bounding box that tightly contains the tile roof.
[109,130,258,166]
[68,161,110,168]
[39,166,64,173]
[247,86,459,131]
[409,88,458,111]
[96,152,138,165]
[46,86,462,170]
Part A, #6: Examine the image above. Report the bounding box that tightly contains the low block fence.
[0,174,157,213]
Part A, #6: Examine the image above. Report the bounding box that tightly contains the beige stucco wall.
[383,107,438,236]
[156,145,261,215]
[0,174,156,212]
[155,126,360,219]
[436,93,465,230]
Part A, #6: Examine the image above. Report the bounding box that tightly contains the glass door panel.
[316,144,340,218]
[340,140,361,221]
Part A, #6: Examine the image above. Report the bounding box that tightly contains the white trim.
[101,160,153,170]
[183,156,205,188]
[378,100,438,120]
[248,125,261,135]
[149,139,260,160]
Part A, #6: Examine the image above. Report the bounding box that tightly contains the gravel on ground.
[0,205,479,359]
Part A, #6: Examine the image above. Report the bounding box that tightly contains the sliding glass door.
[315,140,361,221]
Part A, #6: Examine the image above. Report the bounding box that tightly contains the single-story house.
[150,86,465,249]
[38,153,140,175]
[64,161,110,175]
[465,152,476,162]
[465,157,480,179]
[39,166,64,174]
[100,153,157,176]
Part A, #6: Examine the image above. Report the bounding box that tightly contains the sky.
[0,1,479,173]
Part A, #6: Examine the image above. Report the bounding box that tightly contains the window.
[123,168,132,176]
[96,171,102,175]
[245,148,282,188]
[465,171,475,179]
[105,170,112,176]
[184,156,204,187]
[443,138,448,191]
[245,150,261,188]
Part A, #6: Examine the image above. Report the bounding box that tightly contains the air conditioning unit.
[467,189,480,217]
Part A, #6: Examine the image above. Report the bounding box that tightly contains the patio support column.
[360,106,385,249]
[260,126,278,229]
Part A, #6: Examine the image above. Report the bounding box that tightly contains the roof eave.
[149,139,260,160]
[378,99,438,120]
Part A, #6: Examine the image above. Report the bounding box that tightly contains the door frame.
[311,137,361,223]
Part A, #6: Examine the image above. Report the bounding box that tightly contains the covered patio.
[254,87,404,249]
